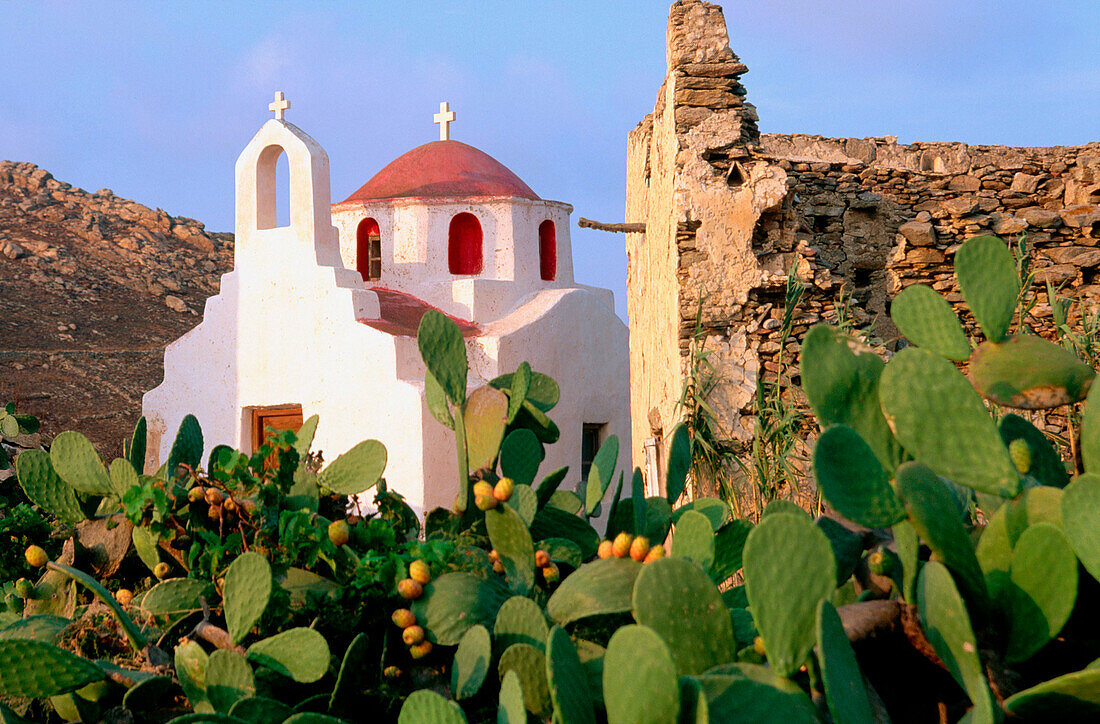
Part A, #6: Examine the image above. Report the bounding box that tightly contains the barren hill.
[0,161,233,456]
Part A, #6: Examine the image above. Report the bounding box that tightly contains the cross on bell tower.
[434,101,456,141]
[269,91,291,121]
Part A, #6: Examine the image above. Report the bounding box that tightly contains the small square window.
[251,406,303,454]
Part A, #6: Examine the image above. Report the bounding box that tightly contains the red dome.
[340,140,539,203]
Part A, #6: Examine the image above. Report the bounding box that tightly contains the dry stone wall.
[626,0,1100,480]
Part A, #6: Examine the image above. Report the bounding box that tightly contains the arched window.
[539,220,557,281]
[356,217,381,281]
[256,145,292,230]
[448,212,483,275]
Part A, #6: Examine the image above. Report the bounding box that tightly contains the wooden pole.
[577,218,646,233]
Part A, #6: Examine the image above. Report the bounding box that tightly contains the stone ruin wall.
[626,0,1100,482]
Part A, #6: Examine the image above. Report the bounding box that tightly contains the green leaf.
[1004,669,1100,719]
[1062,473,1100,582]
[955,234,1019,343]
[547,626,596,724]
[671,510,715,571]
[890,283,971,360]
[293,415,320,456]
[490,370,559,412]
[205,650,255,713]
[410,572,511,646]
[485,505,536,596]
[0,640,104,698]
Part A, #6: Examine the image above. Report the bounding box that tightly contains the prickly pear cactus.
[970,335,1095,409]
[0,640,104,698]
[816,600,874,724]
[500,429,544,488]
[399,689,469,724]
[602,625,679,724]
[486,504,536,595]
[742,513,835,678]
[494,596,549,655]
[670,509,715,571]
[953,233,1017,343]
[49,430,111,496]
[15,450,86,524]
[812,424,905,529]
[205,649,256,713]
[546,558,640,625]
[585,435,619,515]
[632,557,734,676]
[246,627,330,683]
[223,552,273,644]
[1062,473,1100,582]
[318,439,387,495]
[417,309,468,406]
[498,643,551,718]
[451,625,491,700]
[546,625,595,724]
[411,572,510,646]
[497,669,526,724]
[464,385,508,472]
[167,414,204,476]
[889,282,971,361]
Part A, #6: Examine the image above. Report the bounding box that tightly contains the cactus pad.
[708,520,753,587]
[999,522,1077,662]
[497,670,526,724]
[424,369,455,430]
[1062,473,1100,582]
[896,462,988,610]
[880,348,1020,497]
[816,600,874,723]
[890,283,971,361]
[205,650,256,713]
[800,323,901,471]
[128,416,148,472]
[174,639,212,713]
[1003,668,1100,719]
[742,513,835,678]
[585,435,619,515]
[464,385,509,472]
[546,625,595,724]
[410,572,510,646]
[246,627,330,683]
[229,696,294,723]
[530,507,600,560]
[417,310,469,406]
[813,424,906,528]
[500,429,544,488]
[534,466,569,509]
[546,558,641,625]
[494,595,549,654]
[486,504,536,595]
[665,423,691,504]
[318,439,387,496]
[328,633,369,714]
[632,557,735,676]
[970,335,1094,409]
[141,578,208,619]
[451,624,491,700]
[670,497,731,530]
[15,450,85,524]
[0,640,103,698]
[679,676,708,723]
[498,643,551,718]
[224,552,272,644]
[49,430,111,495]
[510,484,537,527]
[915,562,997,722]
[167,414,204,476]
[695,663,820,723]
[398,689,468,724]
[671,510,716,571]
[954,234,1019,343]
[998,414,1070,488]
[603,625,679,724]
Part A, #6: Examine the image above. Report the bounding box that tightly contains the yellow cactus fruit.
[1009,438,1032,474]
[14,579,34,599]
[204,488,224,506]
[328,520,351,546]
[392,608,416,629]
[472,481,495,498]
[643,545,666,564]
[753,636,766,656]
[409,641,433,659]
[597,540,614,559]
[397,578,423,600]
[116,589,134,606]
[629,536,651,562]
[475,493,498,511]
[187,486,205,503]
[153,562,171,580]
[409,560,431,585]
[542,563,560,584]
[492,560,506,574]
[488,549,500,563]
[612,532,633,558]
[402,625,426,646]
[383,665,403,679]
[534,550,551,567]
[24,545,48,568]
[493,477,515,502]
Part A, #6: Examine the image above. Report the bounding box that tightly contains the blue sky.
[2,1,1097,321]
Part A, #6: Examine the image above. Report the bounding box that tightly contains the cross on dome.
[269,91,291,121]
[434,101,456,141]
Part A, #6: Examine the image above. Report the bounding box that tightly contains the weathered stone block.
[898,220,937,247]
[1061,204,1100,228]
[1017,207,1063,228]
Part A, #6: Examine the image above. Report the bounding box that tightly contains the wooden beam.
[577,217,646,233]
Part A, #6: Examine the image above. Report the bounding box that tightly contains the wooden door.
[251,406,303,453]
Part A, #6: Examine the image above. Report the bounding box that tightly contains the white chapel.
[141,95,630,515]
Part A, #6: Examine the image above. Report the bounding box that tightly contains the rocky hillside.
[0,160,233,456]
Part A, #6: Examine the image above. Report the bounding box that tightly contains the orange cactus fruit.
[409,641,433,659]
[402,625,426,646]
[629,536,651,562]
[409,560,431,584]
[753,636,766,655]
[488,549,500,563]
[493,477,515,502]
[643,545,666,563]
[542,563,560,584]
[397,578,423,600]
[597,540,614,559]
[383,665,403,679]
[472,481,495,498]
[391,608,416,629]
[534,550,551,567]
[611,532,633,558]
[492,560,506,574]
[204,488,224,506]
